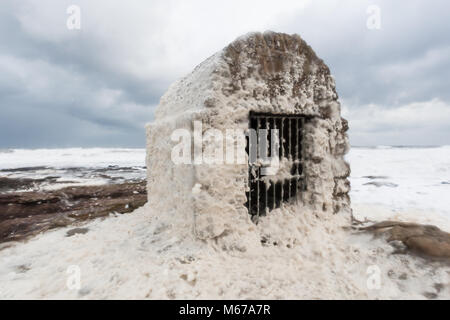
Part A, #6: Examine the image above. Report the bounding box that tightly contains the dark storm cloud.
[279,0,450,106]
[0,1,164,148]
[0,0,449,148]
[0,4,165,107]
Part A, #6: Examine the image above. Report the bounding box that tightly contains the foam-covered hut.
[146,31,350,241]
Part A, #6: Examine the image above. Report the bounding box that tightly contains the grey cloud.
[0,0,449,148]
[278,0,450,106]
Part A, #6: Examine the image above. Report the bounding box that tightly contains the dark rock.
[15,264,31,273]
[363,176,389,180]
[78,287,91,296]
[434,283,444,293]
[363,181,398,188]
[66,228,89,237]
[399,273,408,280]
[0,176,62,193]
[0,181,147,244]
[423,292,438,299]
[358,221,450,260]
[0,177,38,193]
[1,166,48,173]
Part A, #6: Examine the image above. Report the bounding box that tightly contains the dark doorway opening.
[245,112,306,220]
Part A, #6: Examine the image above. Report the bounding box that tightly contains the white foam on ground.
[0,146,449,299]
[347,146,450,219]
[0,203,448,300]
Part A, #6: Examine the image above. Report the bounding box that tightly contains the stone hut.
[146,31,350,242]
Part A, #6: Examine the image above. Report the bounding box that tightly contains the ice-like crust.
[146,31,351,249]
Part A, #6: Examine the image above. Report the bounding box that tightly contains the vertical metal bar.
[247,121,251,216]
[248,114,257,217]
[293,118,300,175]
[288,118,291,159]
[295,118,299,175]
[300,117,304,176]
[288,118,292,199]
[280,117,284,202]
[291,118,296,160]
[248,179,251,214]
[256,117,260,219]
[280,117,284,158]
[296,117,300,202]
[267,117,270,158]
[272,118,277,210]
[295,117,302,202]
[300,117,305,192]
[262,116,268,216]
[293,118,298,202]
[264,117,269,214]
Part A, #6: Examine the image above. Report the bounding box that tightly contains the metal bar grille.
[246,112,307,219]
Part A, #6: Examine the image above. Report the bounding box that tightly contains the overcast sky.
[1,0,449,148]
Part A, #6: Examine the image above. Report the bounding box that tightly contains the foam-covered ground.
[0,147,449,299]
[348,146,450,220]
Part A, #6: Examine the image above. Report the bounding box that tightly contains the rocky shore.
[0,178,146,244]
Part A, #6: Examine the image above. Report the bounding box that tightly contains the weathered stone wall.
[146,32,351,244]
